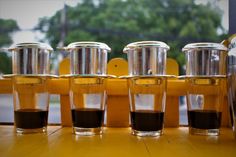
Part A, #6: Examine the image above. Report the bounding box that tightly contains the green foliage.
[0,53,12,74]
[0,19,19,74]
[36,0,226,74]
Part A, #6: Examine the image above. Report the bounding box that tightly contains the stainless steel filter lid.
[228,34,236,65]
[182,42,227,52]
[8,42,53,51]
[123,41,170,53]
[228,56,236,65]
[65,41,111,51]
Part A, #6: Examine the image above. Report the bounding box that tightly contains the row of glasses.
[2,41,231,137]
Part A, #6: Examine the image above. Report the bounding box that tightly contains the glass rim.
[119,74,176,79]
[8,42,53,51]
[3,74,58,78]
[123,41,170,53]
[60,74,116,78]
[178,75,226,79]
[182,42,227,52]
[64,41,111,52]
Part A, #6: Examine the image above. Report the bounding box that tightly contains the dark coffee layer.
[72,108,104,128]
[188,110,222,129]
[14,109,48,129]
[131,110,164,131]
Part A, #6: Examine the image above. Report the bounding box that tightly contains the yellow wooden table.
[0,58,234,157]
[0,126,235,157]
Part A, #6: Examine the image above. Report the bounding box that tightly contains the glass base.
[16,127,47,134]
[73,127,103,136]
[189,127,219,136]
[233,125,236,139]
[131,129,162,137]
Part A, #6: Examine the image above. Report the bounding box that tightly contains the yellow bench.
[0,58,230,127]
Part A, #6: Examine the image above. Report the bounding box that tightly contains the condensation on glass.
[182,42,227,136]
[63,41,111,136]
[123,41,170,137]
[7,42,53,134]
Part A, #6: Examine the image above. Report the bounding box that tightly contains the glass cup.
[69,76,106,135]
[227,36,236,138]
[13,76,49,134]
[186,77,225,135]
[123,41,170,136]
[128,76,167,136]
[7,42,53,134]
[63,42,111,135]
[182,42,227,135]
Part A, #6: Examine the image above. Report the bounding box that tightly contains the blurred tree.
[0,19,19,74]
[36,0,226,74]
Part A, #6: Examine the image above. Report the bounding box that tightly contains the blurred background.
[0,0,229,124]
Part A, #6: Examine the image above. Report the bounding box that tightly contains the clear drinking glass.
[64,42,111,136]
[186,77,225,135]
[128,76,167,136]
[69,76,106,135]
[182,42,227,136]
[123,41,170,136]
[227,37,236,138]
[7,42,53,134]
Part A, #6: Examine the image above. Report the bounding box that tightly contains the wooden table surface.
[0,126,236,157]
